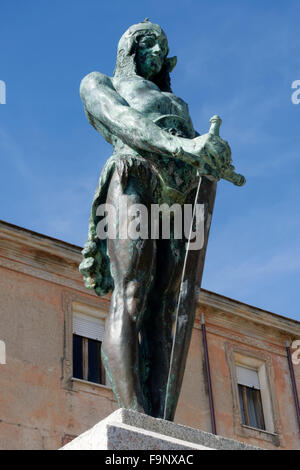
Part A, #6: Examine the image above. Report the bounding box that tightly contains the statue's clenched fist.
[188,117,246,186]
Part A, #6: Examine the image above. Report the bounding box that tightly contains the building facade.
[0,220,299,450]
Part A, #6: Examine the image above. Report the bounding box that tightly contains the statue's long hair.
[113,30,175,93]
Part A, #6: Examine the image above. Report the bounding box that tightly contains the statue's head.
[114,19,177,92]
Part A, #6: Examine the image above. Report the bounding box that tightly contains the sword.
[163,115,231,421]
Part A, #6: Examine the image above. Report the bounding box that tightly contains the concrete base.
[60,408,261,450]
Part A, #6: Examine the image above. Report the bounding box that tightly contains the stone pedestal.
[60,408,261,450]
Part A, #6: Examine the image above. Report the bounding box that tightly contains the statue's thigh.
[106,170,156,288]
[155,237,186,298]
[155,190,198,298]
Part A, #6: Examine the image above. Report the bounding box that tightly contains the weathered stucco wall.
[0,221,299,450]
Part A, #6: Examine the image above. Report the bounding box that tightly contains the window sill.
[71,377,116,400]
[239,424,280,447]
[241,424,277,437]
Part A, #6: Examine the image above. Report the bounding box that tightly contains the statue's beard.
[138,55,163,80]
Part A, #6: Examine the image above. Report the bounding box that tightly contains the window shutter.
[236,366,260,390]
[73,313,105,342]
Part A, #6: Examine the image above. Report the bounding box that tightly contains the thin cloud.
[0,127,33,182]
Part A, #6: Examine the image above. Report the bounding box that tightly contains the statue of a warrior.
[79,20,245,420]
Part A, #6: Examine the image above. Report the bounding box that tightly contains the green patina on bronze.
[79,20,245,420]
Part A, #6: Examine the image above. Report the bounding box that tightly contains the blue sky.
[0,0,299,321]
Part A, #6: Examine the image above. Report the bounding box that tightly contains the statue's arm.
[80,72,199,166]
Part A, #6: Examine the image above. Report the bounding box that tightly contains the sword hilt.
[208,115,246,186]
[209,115,222,136]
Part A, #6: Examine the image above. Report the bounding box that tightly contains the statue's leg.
[141,188,198,418]
[142,236,186,418]
[101,171,156,413]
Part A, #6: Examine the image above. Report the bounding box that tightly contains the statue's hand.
[193,133,232,173]
[174,116,246,186]
[189,133,245,186]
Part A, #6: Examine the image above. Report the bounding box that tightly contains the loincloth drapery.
[79,153,198,296]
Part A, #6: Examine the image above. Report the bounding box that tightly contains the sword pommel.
[209,115,222,136]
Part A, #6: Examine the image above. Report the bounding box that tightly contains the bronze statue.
[79,20,245,420]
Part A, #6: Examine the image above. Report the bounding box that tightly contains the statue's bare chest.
[112,77,197,195]
[114,77,190,121]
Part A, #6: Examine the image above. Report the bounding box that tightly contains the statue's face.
[136,32,168,80]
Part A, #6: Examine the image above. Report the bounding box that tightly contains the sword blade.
[163,176,217,421]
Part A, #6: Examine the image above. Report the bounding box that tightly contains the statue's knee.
[125,280,145,321]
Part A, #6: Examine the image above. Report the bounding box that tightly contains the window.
[236,365,265,430]
[72,310,106,385]
[226,344,279,444]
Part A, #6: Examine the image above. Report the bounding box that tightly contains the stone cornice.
[0,220,110,301]
[0,220,81,264]
[0,220,299,337]
[197,289,300,338]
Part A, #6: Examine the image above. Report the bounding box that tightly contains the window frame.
[72,334,106,385]
[236,366,265,431]
[225,342,281,447]
[235,355,276,433]
[61,291,113,396]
